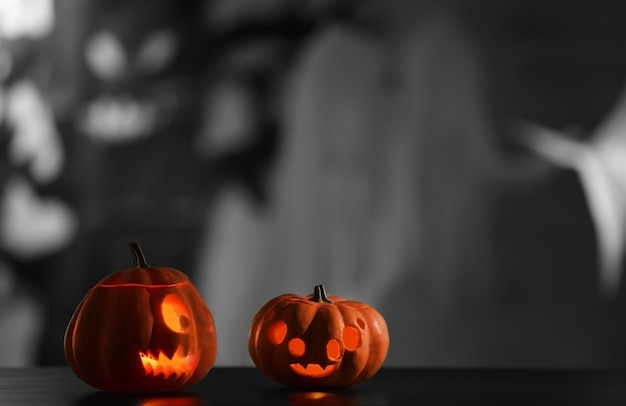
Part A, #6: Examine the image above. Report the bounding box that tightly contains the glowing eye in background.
[161,293,191,333]
[84,30,127,81]
[136,29,178,74]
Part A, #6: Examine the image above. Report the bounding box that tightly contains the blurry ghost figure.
[78,26,181,143]
[198,25,386,365]
[517,86,626,297]
[198,0,601,366]
[74,0,204,145]
[198,6,510,365]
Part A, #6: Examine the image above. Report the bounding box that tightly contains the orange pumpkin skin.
[64,243,217,393]
[248,285,389,388]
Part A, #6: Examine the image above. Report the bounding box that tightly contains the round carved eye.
[288,338,305,357]
[84,30,127,81]
[267,320,287,345]
[326,338,342,361]
[343,325,362,350]
[136,29,179,74]
[161,294,191,333]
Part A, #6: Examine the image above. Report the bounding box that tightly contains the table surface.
[2,367,626,405]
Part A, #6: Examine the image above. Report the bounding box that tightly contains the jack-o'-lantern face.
[71,0,207,144]
[264,312,364,379]
[249,285,389,388]
[138,293,200,378]
[64,243,217,393]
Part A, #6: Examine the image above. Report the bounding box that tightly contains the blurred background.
[2,0,626,368]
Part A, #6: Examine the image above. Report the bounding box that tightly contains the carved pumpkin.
[248,285,389,388]
[64,242,217,393]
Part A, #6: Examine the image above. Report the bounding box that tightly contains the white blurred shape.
[0,175,77,259]
[79,96,156,144]
[197,186,270,366]
[136,29,178,74]
[0,0,54,39]
[84,31,127,81]
[7,80,64,183]
[517,87,626,297]
[196,81,255,156]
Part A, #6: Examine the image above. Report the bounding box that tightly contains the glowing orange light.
[267,321,287,344]
[289,363,337,378]
[161,293,191,333]
[288,338,306,357]
[326,339,342,361]
[139,345,200,378]
[303,392,329,400]
[342,326,361,350]
[140,395,203,406]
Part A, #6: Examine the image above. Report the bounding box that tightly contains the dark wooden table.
[2,367,626,405]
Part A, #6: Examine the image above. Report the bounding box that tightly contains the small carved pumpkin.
[64,242,217,393]
[248,285,389,388]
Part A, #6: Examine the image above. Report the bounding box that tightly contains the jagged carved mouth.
[139,346,200,379]
[289,363,337,378]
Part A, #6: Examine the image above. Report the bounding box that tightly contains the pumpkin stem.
[129,242,149,268]
[311,284,332,303]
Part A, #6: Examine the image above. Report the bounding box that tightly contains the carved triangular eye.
[136,29,178,74]
[84,30,127,81]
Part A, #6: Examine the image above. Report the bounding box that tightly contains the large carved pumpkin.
[64,242,217,393]
[248,285,389,388]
